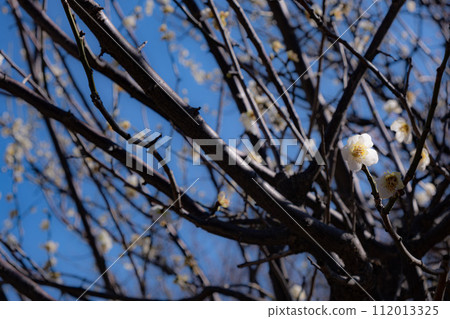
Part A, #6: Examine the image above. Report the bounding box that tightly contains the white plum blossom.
[376,172,404,199]
[130,233,152,255]
[267,107,287,132]
[390,117,412,144]
[200,7,213,20]
[410,148,430,171]
[145,0,154,16]
[248,80,269,108]
[406,91,416,105]
[43,256,57,270]
[97,229,113,254]
[42,240,59,254]
[353,35,370,53]
[6,234,18,248]
[239,110,259,135]
[123,15,137,28]
[217,191,230,208]
[162,4,175,14]
[359,20,374,32]
[150,204,164,215]
[287,50,299,63]
[247,149,263,164]
[415,183,436,206]
[289,284,307,301]
[250,0,267,8]
[330,3,351,21]
[67,208,76,217]
[174,274,189,289]
[406,1,416,13]
[342,133,379,172]
[422,183,436,196]
[120,120,131,130]
[311,4,323,16]
[40,219,50,231]
[383,99,402,114]
[270,40,284,53]
[125,174,141,198]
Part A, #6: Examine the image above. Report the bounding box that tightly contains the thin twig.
[62,0,130,140]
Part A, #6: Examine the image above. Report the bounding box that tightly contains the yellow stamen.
[399,123,409,133]
[351,144,367,159]
[385,174,398,192]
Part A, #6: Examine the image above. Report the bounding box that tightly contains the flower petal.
[405,133,412,144]
[347,159,362,172]
[393,172,404,189]
[375,177,391,199]
[378,187,393,199]
[347,135,360,146]
[360,133,373,147]
[390,122,399,131]
[423,183,436,196]
[341,146,351,162]
[390,118,405,131]
[363,148,378,167]
[395,131,404,143]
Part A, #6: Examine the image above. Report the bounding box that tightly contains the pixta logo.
[126,129,172,175]
[192,138,325,166]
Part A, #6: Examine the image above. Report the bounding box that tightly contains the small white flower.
[410,148,430,171]
[290,284,307,301]
[127,175,141,187]
[40,219,50,231]
[43,256,57,270]
[422,183,436,196]
[42,240,59,254]
[376,172,404,199]
[145,0,154,16]
[150,204,164,215]
[123,15,137,28]
[239,111,259,135]
[383,99,402,114]
[406,91,416,105]
[200,7,213,20]
[311,4,323,16]
[359,20,374,31]
[254,94,268,106]
[67,208,76,217]
[174,274,189,289]
[123,262,134,271]
[97,229,113,254]
[6,234,18,247]
[125,175,140,198]
[415,183,436,206]
[406,1,416,13]
[267,107,287,132]
[287,50,299,63]
[162,4,175,14]
[330,3,351,21]
[342,133,379,172]
[390,117,412,144]
[217,191,230,208]
[247,149,263,164]
[270,40,284,53]
[120,120,131,130]
[283,164,294,177]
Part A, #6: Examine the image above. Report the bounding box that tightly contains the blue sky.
[0,0,446,300]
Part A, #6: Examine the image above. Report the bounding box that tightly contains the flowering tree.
[0,0,448,301]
